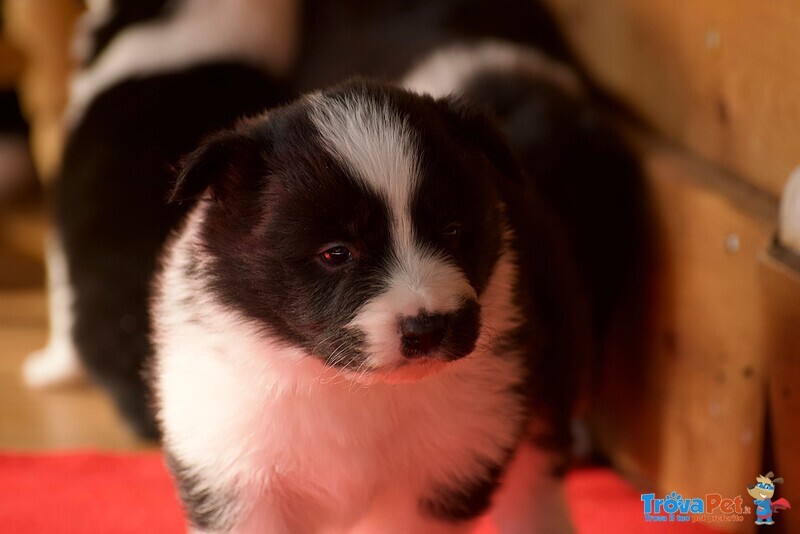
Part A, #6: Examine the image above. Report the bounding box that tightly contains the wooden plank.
[3,0,82,179]
[594,130,777,532]
[0,40,24,88]
[0,326,152,450]
[759,246,800,534]
[543,0,800,197]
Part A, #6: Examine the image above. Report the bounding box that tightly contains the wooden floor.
[0,193,152,450]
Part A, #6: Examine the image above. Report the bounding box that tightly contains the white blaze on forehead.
[308,92,420,232]
[308,93,463,304]
[310,93,477,367]
[309,92,424,274]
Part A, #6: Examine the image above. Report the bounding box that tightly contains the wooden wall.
[541,1,800,532]
[3,0,81,180]
[0,40,23,89]
[544,0,800,198]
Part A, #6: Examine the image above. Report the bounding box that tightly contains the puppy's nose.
[400,313,448,356]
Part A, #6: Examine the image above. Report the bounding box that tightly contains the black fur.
[176,103,393,371]
[420,457,506,521]
[292,4,645,463]
[161,79,538,527]
[296,0,574,92]
[460,71,646,335]
[56,64,286,437]
[64,0,645,527]
[165,449,236,531]
[457,71,646,456]
[174,82,508,372]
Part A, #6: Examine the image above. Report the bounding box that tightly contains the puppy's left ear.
[437,97,524,184]
[169,128,262,205]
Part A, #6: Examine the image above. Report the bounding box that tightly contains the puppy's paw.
[22,343,86,388]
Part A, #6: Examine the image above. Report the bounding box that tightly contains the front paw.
[22,343,85,388]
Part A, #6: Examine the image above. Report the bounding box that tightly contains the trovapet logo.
[746,471,791,526]
[641,492,751,525]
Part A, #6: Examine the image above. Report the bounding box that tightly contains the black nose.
[400,313,448,356]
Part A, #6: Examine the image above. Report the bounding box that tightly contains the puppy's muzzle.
[399,301,480,360]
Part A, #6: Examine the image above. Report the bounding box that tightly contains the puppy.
[23,0,298,438]
[152,73,610,531]
[295,0,644,341]
[152,0,645,530]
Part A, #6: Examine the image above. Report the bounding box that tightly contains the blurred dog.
[24,0,298,438]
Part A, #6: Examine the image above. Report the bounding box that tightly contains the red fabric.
[0,452,717,533]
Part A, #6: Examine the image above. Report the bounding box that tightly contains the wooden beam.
[543,0,800,197]
[759,245,800,534]
[594,128,776,532]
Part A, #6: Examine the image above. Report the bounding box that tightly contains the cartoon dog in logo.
[747,471,791,525]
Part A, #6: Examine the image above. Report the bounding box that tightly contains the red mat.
[0,452,717,533]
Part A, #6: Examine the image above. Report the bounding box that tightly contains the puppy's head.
[172,81,521,382]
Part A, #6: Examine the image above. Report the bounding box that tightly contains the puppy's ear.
[169,129,262,205]
[437,97,524,184]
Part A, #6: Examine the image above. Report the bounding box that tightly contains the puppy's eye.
[319,244,353,267]
[443,222,462,239]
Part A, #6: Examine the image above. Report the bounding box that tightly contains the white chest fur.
[153,210,527,531]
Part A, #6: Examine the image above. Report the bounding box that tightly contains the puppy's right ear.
[437,97,524,185]
[169,129,262,205]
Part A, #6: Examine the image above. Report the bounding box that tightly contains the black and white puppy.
[151,59,630,533]
[150,0,644,531]
[23,0,298,438]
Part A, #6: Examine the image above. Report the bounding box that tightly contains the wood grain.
[3,0,82,180]
[0,40,24,89]
[543,0,800,198]
[759,246,800,534]
[0,325,153,450]
[0,198,149,451]
[594,129,777,533]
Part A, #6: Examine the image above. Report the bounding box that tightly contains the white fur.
[23,233,85,388]
[779,166,800,253]
[347,251,476,372]
[402,40,582,100]
[309,92,421,234]
[153,204,527,532]
[67,0,299,126]
[309,94,478,373]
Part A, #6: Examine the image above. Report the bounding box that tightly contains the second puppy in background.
[23,0,298,438]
